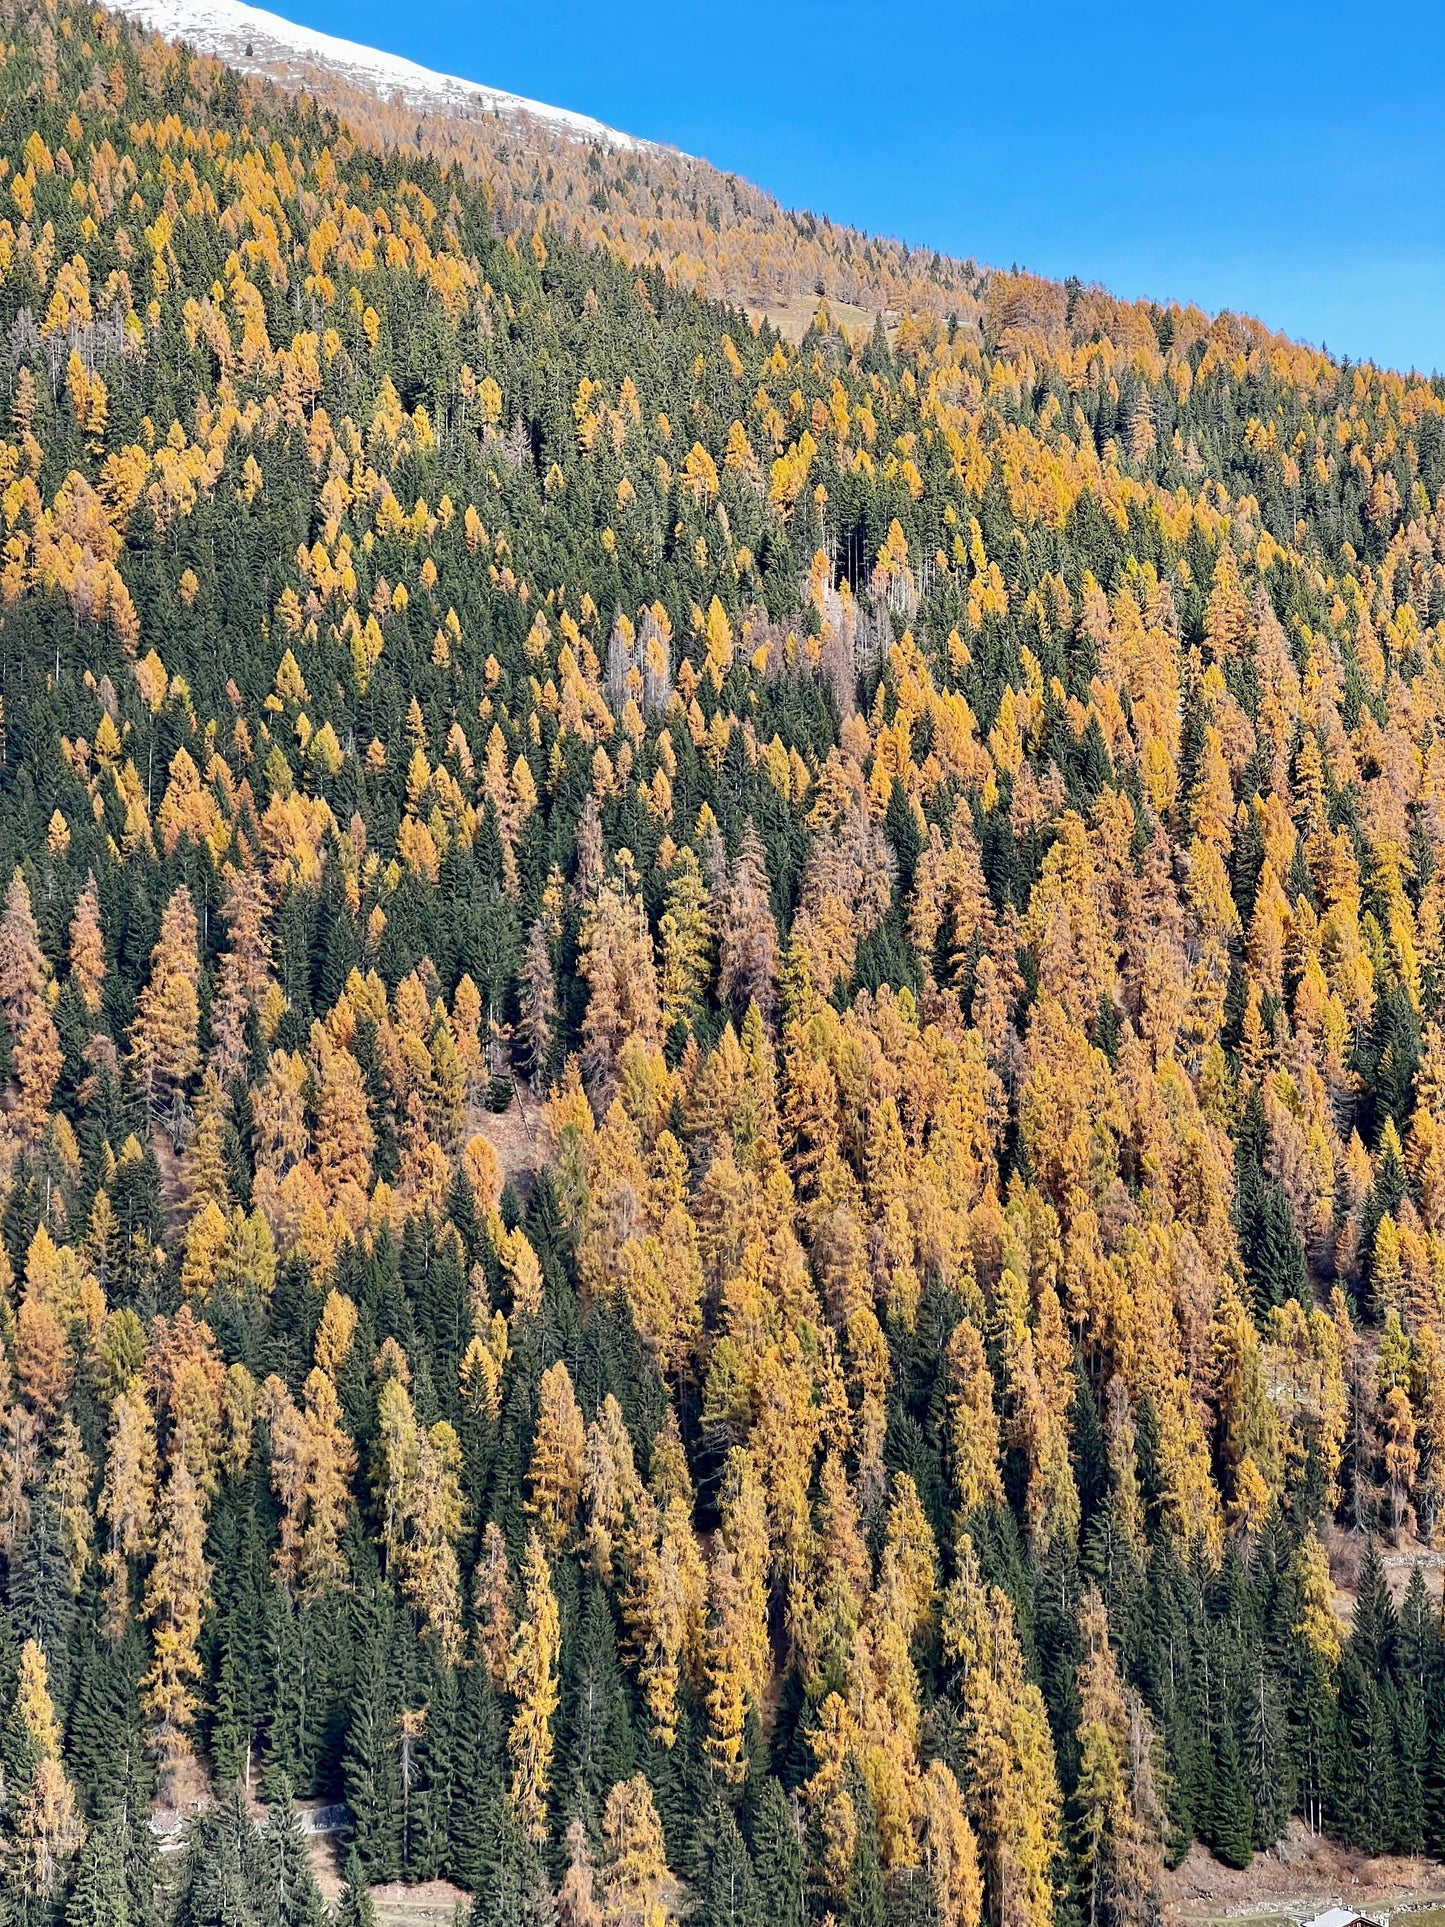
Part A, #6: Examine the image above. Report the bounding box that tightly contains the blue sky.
[279,0,1445,374]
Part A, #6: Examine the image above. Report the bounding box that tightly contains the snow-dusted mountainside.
[116,0,646,149]
[110,0,985,320]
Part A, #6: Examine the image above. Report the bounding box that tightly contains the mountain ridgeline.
[121,0,991,325]
[0,1,1443,1923]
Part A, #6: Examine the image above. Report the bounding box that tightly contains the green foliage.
[0,0,1441,1922]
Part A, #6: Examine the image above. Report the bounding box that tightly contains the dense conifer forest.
[2,1,1445,1921]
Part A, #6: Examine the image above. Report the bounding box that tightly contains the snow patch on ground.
[115,0,647,149]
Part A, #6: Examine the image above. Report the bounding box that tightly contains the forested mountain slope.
[0,0,1442,1922]
[121,0,651,147]
[119,0,988,321]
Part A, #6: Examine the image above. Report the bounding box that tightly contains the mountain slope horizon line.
[112,0,993,328]
[116,0,648,149]
[113,0,1390,371]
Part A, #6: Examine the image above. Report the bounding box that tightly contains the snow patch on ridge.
[116,0,647,150]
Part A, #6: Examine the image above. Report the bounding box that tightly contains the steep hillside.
[0,0,1442,1922]
[120,0,646,146]
[116,0,989,322]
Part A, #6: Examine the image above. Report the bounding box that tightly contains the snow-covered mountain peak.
[116,0,647,150]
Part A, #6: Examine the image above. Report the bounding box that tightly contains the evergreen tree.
[698,1803,762,1927]
[336,1852,378,1927]
[449,1661,507,1892]
[66,1818,131,1927]
[746,1779,807,1927]
[263,1779,328,1927]
[846,1774,887,1927]
[1205,1721,1254,1871]
[1241,1662,1293,1850]
[1349,1541,1398,1682]
[343,1622,403,1881]
[1333,1659,1401,1853]
[175,1786,265,1927]
[68,1629,148,1820]
[8,1486,75,1709]
[469,1799,557,1927]
[558,1576,636,1822]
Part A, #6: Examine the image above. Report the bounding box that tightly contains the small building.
[1301,1909,1382,1927]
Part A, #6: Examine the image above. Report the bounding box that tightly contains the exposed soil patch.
[150,1122,186,1228]
[1324,1523,1445,1611]
[365,1878,471,1926]
[1165,1821,1445,1922]
[746,295,896,344]
[467,1074,545,1199]
[307,1824,342,1901]
[304,1832,469,1926]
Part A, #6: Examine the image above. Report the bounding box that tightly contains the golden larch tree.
[508,1529,562,1842]
[130,883,201,1109]
[140,1456,210,1777]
